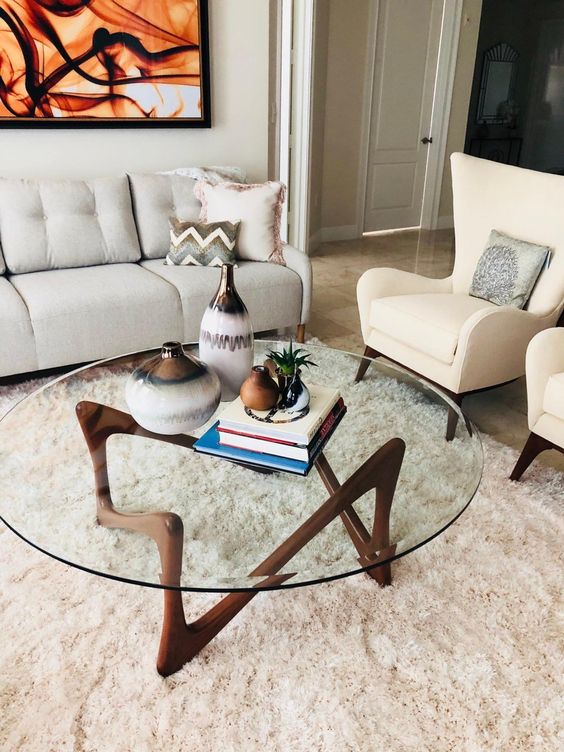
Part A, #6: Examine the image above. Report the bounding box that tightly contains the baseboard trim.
[308,228,323,254]
[320,225,359,243]
[436,215,454,230]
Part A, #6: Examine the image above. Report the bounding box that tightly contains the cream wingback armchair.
[510,328,564,480]
[356,153,564,438]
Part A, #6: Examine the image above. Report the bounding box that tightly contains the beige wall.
[309,0,371,243]
[0,0,270,182]
[309,1,330,239]
[438,0,484,223]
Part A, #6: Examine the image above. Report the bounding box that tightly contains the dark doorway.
[464,0,564,175]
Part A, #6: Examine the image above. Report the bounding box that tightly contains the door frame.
[277,0,293,243]
[277,0,316,252]
[289,0,315,252]
[356,0,464,235]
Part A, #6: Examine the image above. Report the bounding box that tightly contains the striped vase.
[199,264,254,401]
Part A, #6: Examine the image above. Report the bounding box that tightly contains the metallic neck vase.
[199,264,254,401]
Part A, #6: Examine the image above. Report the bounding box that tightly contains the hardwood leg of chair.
[446,394,464,442]
[296,324,306,343]
[446,407,459,442]
[510,432,554,481]
[355,346,379,383]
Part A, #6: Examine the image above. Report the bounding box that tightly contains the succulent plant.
[266,340,317,376]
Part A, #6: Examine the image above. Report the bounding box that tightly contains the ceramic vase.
[279,371,310,413]
[240,366,280,410]
[125,342,221,434]
[199,264,254,401]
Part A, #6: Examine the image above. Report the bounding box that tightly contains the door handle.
[421,136,433,145]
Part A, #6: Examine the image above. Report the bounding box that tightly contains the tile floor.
[307,229,564,473]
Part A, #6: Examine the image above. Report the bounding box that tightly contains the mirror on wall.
[477,43,519,123]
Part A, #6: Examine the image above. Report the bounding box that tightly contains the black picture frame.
[0,0,211,128]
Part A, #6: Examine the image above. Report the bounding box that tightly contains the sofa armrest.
[454,306,549,393]
[357,268,452,342]
[283,244,312,324]
[525,328,564,429]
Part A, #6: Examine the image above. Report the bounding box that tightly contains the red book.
[218,399,346,461]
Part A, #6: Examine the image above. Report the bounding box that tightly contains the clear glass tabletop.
[0,342,482,592]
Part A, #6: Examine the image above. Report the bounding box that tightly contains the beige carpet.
[0,370,562,751]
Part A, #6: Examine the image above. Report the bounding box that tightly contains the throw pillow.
[194,181,286,265]
[469,230,550,309]
[158,166,247,185]
[165,218,239,267]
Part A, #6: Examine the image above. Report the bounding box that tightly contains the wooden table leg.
[77,401,405,675]
[315,452,399,586]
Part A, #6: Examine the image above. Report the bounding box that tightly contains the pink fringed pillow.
[194,180,286,264]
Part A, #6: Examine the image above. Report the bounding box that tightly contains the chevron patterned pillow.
[165,218,240,266]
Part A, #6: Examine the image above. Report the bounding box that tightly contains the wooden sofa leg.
[296,324,306,344]
[355,346,379,383]
[510,432,554,481]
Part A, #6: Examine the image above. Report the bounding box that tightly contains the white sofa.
[0,173,312,378]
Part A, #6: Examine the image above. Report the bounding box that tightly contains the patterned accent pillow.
[165,219,240,267]
[194,180,286,265]
[157,166,247,185]
[469,230,550,309]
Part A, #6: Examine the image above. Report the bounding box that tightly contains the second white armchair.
[510,328,564,480]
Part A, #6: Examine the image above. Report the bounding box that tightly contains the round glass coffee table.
[0,342,482,676]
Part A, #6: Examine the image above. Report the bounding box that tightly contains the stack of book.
[194,383,346,475]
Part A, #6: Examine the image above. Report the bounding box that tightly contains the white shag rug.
[0,354,562,751]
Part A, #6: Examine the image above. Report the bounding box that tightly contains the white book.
[218,383,341,445]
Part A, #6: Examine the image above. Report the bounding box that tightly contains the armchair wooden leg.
[355,346,379,383]
[296,324,306,344]
[510,432,555,481]
[445,393,464,442]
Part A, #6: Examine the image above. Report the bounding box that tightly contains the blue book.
[194,421,327,476]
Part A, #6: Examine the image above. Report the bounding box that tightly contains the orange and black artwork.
[0,0,210,126]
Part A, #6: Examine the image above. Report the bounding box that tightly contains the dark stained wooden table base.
[76,401,405,677]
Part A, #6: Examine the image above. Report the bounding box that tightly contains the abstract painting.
[0,0,210,126]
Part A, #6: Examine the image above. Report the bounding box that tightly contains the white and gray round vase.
[125,342,221,434]
[199,264,254,401]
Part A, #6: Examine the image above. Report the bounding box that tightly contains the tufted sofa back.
[0,176,141,274]
[127,173,201,259]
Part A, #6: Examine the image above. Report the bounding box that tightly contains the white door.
[364,0,444,232]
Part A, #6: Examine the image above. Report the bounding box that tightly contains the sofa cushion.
[0,278,37,376]
[128,174,201,260]
[0,177,140,274]
[543,372,564,422]
[10,264,182,370]
[140,259,302,341]
[369,293,497,365]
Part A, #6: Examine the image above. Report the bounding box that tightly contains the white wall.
[0,0,270,182]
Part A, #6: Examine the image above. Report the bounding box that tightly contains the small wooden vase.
[240,366,280,410]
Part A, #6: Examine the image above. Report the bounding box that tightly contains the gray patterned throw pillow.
[469,230,550,309]
[165,218,240,267]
